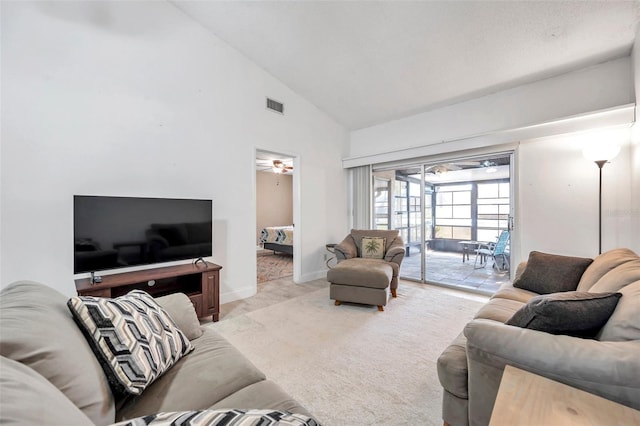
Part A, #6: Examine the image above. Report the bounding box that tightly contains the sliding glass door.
[373,177,391,230]
[372,152,514,294]
[394,167,423,280]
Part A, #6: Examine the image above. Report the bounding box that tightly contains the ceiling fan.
[425,161,480,174]
[272,160,293,173]
[256,158,294,174]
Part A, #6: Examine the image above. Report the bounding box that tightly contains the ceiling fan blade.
[425,165,448,174]
[444,164,462,171]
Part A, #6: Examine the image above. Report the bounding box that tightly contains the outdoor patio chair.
[474,230,510,272]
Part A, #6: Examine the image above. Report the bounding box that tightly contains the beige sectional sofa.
[437,248,640,426]
[0,281,316,425]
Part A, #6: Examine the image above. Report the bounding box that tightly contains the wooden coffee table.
[490,365,640,425]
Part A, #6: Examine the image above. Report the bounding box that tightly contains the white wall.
[348,56,637,265]
[517,128,633,260]
[350,57,634,159]
[1,1,349,299]
[631,28,640,255]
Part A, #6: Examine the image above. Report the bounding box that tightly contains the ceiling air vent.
[266,98,284,114]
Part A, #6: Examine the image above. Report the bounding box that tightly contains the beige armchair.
[327,229,405,311]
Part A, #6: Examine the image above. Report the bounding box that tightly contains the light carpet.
[206,281,485,425]
[257,252,293,283]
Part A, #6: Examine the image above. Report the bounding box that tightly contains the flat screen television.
[74,195,212,274]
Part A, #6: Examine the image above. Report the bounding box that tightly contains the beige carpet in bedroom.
[207,280,486,425]
[257,251,293,283]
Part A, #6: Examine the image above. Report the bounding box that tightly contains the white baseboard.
[299,270,328,282]
[220,285,257,305]
[220,271,327,304]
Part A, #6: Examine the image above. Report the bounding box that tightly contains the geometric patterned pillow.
[67,290,194,396]
[111,409,319,426]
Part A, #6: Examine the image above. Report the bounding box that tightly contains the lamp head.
[582,144,620,163]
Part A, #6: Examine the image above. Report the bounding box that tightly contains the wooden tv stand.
[74,261,222,322]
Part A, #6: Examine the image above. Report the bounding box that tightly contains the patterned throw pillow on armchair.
[361,237,386,259]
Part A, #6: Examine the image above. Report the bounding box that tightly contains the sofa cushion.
[506,291,622,338]
[436,332,469,399]
[361,237,386,259]
[112,409,318,426]
[155,292,203,340]
[474,297,524,323]
[327,258,393,289]
[513,251,593,294]
[598,280,640,341]
[577,248,639,292]
[208,380,314,419]
[0,281,115,425]
[116,328,266,420]
[588,259,640,293]
[68,290,194,396]
[491,282,538,304]
[0,356,94,426]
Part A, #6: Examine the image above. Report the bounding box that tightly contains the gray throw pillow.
[506,291,622,338]
[513,251,593,294]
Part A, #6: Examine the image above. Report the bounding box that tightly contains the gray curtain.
[350,165,371,229]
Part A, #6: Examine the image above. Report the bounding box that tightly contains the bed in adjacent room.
[260,225,294,255]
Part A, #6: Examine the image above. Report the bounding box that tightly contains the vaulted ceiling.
[173,1,640,130]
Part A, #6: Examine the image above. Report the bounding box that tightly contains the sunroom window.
[434,183,472,240]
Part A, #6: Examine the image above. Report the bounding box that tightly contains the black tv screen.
[74,195,212,274]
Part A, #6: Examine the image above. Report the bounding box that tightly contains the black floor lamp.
[583,144,620,255]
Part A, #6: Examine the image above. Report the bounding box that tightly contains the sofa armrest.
[387,235,404,250]
[514,261,527,281]
[384,246,405,266]
[334,235,357,261]
[155,292,203,341]
[384,235,405,265]
[463,319,640,425]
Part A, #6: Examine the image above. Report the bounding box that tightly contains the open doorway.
[255,151,295,283]
[372,152,514,295]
